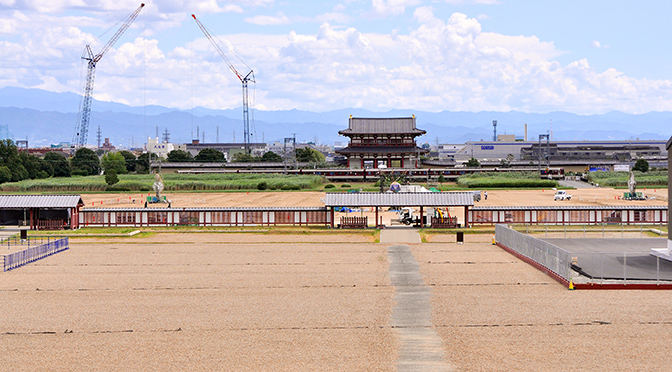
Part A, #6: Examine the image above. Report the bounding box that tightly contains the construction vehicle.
[398,207,421,226]
[72,3,145,149]
[192,14,255,154]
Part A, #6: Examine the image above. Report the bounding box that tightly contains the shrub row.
[0,174,325,192]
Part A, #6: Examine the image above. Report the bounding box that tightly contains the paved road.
[558,179,595,189]
[544,238,672,280]
[379,227,422,244]
[382,229,454,371]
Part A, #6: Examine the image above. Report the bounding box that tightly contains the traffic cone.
[491,235,496,245]
[568,279,575,290]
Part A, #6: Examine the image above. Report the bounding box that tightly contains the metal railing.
[495,224,572,282]
[2,237,69,272]
[569,251,672,285]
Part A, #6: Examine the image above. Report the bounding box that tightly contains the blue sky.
[2,0,672,114]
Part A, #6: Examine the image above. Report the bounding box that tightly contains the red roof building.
[336,116,428,169]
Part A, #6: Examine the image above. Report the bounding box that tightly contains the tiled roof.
[324,192,474,207]
[339,117,425,135]
[0,195,84,208]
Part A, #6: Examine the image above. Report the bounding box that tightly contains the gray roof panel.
[471,205,668,211]
[324,192,474,207]
[339,117,425,135]
[83,207,329,212]
[0,195,84,209]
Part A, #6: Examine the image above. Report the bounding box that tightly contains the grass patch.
[0,173,326,192]
[457,171,558,188]
[586,171,668,187]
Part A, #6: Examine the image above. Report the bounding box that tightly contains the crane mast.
[192,14,255,154]
[72,3,145,149]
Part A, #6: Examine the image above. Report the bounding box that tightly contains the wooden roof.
[338,117,425,135]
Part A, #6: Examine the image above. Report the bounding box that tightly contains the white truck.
[554,190,572,201]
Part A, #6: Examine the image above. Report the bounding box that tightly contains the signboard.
[481,145,494,150]
[614,164,630,172]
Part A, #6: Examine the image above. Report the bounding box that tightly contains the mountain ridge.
[0,87,669,147]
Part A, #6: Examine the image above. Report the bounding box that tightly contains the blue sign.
[481,145,494,150]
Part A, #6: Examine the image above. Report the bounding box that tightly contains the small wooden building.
[0,195,84,230]
[336,116,428,169]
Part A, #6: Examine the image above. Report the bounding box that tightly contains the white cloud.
[590,40,609,49]
[3,3,672,115]
[246,12,291,26]
[370,0,422,18]
[443,0,500,4]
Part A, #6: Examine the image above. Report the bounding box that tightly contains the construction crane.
[192,14,255,154]
[72,3,145,149]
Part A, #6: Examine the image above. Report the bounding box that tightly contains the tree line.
[0,139,327,184]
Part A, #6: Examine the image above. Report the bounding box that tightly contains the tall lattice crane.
[192,14,255,154]
[72,3,145,149]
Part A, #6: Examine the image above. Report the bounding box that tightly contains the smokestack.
[524,123,528,141]
[492,120,497,141]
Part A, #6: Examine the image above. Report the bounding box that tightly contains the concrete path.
[559,179,595,189]
[384,229,453,371]
[380,228,422,244]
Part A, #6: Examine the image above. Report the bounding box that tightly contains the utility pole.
[162,128,170,143]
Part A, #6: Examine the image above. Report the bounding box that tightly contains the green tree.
[231,153,257,162]
[261,151,283,162]
[136,153,150,174]
[70,148,100,176]
[195,148,225,162]
[633,158,649,172]
[167,149,193,162]
[466,157,481,168]
[101,152,128,174]
[104,169,119,185]
[295,147,325,163]
[0,166,11,184]
[118,150,137,173]
[18,152,41,179]
[0,139,29,182]
[43,151,70,177]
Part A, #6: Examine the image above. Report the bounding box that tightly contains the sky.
[2,0,672,115]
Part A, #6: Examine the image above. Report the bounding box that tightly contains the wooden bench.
[340,216,368,229]
[37,219,65,230]
[431,216,459,228]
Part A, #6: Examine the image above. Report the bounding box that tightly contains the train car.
[540,167,565,180]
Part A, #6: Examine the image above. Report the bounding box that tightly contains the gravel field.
[1,186,670,370]
[0,234,396,371]
[412,240,672,371]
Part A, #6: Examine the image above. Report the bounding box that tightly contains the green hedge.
[0,173,326,192]
[586,171,668,187]
[457,171,558,188]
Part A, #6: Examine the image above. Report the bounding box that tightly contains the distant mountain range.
[0,86,670,148]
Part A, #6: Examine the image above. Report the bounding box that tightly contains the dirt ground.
[0,233,396,371]
[1,187,669,370]
[412,239,672,371]
[80,188,669,209]
[2,231,672,370]
[80,187,668,228]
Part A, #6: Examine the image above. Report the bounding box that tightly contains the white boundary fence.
[495,224,572,282]
[2,237,69,272]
